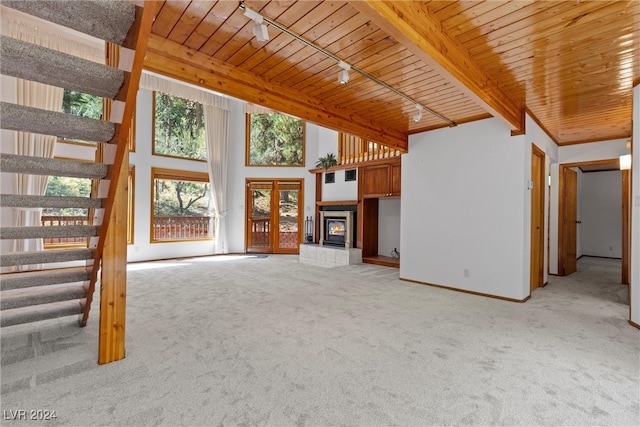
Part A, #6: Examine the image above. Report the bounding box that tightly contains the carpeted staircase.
[0,0,149,328]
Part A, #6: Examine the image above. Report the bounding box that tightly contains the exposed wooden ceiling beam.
[352,0,524,134]
[143,35,408,151]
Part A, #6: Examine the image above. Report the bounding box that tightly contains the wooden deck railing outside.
[41,215,214,244]
[153,216,213,240]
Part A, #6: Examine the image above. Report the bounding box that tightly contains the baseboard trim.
[400,277,531,303]
[540,281,549,287]
[629,320,640,330]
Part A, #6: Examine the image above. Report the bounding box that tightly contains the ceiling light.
[244,7,269,42]
[252,23,269,42]
[413,105,423,122]
[337,61,350,84]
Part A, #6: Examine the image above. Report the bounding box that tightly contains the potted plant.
[316,153,338,170]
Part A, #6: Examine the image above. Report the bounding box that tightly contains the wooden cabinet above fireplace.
[360,159,401,198]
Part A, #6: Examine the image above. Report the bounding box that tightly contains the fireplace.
[319,210,353,248]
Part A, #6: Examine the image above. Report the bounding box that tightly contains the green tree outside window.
[248,113,304,166]
[154,93,206,160]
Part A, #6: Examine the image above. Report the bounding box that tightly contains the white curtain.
[142,72,231,254]
[9,22,104,269]
[204,105,230,254]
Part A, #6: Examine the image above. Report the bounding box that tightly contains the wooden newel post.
[99,147,129,364]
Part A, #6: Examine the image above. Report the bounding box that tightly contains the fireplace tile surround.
[299,243,362,267]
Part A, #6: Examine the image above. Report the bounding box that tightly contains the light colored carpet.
[1,255,638,426]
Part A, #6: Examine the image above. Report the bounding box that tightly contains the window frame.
[151,91,207,163]
[245,112,306,167]
[149,167,214,244]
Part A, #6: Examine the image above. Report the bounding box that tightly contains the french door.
[245,179,303,254]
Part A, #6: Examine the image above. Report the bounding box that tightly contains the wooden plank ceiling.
[144,0,639,148]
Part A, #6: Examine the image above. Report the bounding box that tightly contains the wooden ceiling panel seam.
[234,2,327,70]
[151,0,191,39]
[467,1,635,59]
[480,29,640,75]
[219,1,309,66]
[302,47,419,98]
[461,1,622,53]
[440,1,509,36]
[241,2,358,75]
[166,0,217,46]
[445,1,537,40]
[182,1,240,51]
[476,26,639,71]
[308,50,422,96]
[282,30,395,90]
[352,1,524,132]
[455,1,557,45]
[274,19,388,83]
[432,0,487,22]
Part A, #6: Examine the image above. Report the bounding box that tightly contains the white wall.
[630,85,640,326]
[580,171,622,258]
[126,88,323,260]
[378,198,401,258]
[402,118,529,300]
[321,169,358,201]
[560,139,630,164]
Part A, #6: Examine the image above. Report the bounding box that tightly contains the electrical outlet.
[463,268,470,278]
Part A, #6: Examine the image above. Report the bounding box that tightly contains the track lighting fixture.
[244,7,269,42]
[238,2,456,127]
[252,23,269,42]
[337,61,350,84]
[413,105,423,122]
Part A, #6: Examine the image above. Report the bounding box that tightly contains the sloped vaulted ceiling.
[144,0,639,149]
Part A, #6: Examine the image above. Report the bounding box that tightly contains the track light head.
[252,23,269,42]
[413,105,424,122]
[338,69,349,84]
[337,61,351,84]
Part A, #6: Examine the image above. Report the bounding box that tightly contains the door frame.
[530,144,545,292]
[557,159,629,279]
[245,178,304,254]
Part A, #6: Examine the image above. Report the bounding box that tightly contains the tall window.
[246,112,304,166]
[151,168,213,242]
[153,92,206,161]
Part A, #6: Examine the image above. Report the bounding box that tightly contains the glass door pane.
[278,183,300,250]
[248,182,272,251]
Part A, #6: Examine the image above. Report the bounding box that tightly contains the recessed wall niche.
[325,172,335,184]
[345,169,356,182]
